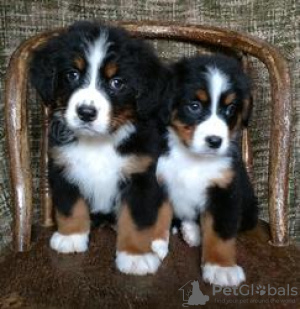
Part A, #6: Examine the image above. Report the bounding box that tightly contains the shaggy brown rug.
[0,221,299,309]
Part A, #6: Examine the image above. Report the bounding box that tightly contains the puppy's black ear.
[30,42,58,106]
[157,75,175,126]
[125,39,170,119]
[237,68,253,127]
[242,95,253,127]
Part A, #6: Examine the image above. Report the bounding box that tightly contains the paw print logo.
[256,285,266,295]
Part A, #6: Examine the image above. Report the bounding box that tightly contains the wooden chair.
[4,21,291,252]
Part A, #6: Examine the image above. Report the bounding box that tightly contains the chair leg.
[242,129,254,182]
[241,55,254,182]
[5,64,33,252]
[40,106,54,227]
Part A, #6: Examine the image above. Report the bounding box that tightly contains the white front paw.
[151,239,169,260]
[50,232,89,253]
[116,251,161,275]
[202,263,245,286]
[181,221,201,247]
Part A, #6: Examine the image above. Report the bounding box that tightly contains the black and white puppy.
[157,55,258,286]
[30,21,172,275]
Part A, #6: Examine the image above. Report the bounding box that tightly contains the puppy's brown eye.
[185,101,202,115]
[226,104,237,118]
[66,70,80,83]
[109,77,125,91]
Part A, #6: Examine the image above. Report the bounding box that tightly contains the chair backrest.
[4,21,291,251]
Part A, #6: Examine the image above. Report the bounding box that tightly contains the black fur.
[49,111,77,147]
[48,159,81,217]
[123,168,166,229]
[207,146,258,239]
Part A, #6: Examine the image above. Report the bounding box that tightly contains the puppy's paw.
[202,263,245,286]
[116,251,161,275]
[50,232,89,253]
[181,221,201,247]
[172,226,178,235]
[151,239,169,260]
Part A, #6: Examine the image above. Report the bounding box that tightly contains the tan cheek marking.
[171,119,196,146]
[201,212,236,266]
[117,201,172,254]
[74,57,85,71]
[224,93,237,106]
[104,62,118,79]
[122,155,154,176]
[56,198,90,235]
[210,169,235,189]
[111,108,135,130]
[196,89,209,103]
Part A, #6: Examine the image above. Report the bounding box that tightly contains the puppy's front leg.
[50,198,90,254]
[49,164,90,254]
[201,186,245,286]
[116,172,172,275]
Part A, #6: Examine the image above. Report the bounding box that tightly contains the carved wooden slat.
[40,105,54,227]
[241,54,254,182]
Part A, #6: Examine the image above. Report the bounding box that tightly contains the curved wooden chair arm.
[4,21,291,251]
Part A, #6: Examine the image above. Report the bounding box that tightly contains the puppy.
[157,55,258,286]
[30,21,172,275]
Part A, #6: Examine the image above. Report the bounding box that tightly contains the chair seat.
[0,221,299,308]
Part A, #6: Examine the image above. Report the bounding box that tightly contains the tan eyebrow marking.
[196,89,209,103]
[74,57,86,71]
[104,62,118,79]
[224,93,237,106]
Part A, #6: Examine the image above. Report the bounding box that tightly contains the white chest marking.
[157,133,231,220]
[56,124,135,213]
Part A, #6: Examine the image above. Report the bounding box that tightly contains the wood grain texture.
[40,106,54,227]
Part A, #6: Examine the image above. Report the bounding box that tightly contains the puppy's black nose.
[77,105,97,122]
[205,135,222,149]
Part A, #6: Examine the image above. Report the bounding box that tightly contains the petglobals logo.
[179,280,209,306]
[213,284,298,297]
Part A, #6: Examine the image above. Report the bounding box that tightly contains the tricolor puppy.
[30,21,172,275]
[157,55,258,286]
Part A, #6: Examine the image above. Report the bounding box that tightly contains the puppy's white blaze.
[65,32,111,133]
[206,66,230,114]
[65,87,111,133]
[86,31,109,88]
[116,251,161,275]
[202,263,246,287]
[192,115,229,155]
[50,232,89,253]
[191,67,230,155]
